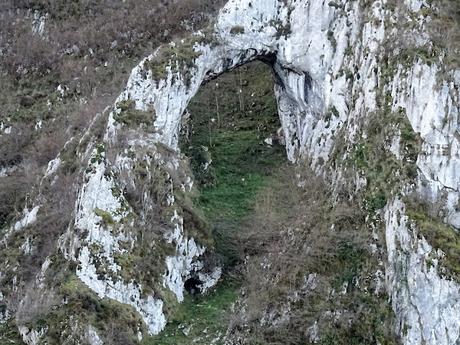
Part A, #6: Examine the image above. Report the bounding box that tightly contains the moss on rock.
[114,100,154,128]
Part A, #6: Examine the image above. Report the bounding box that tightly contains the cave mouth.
[180,60,287,270]
[184,277,203,295]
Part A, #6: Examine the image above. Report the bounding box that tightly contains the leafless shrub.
[16,172,75,280]
[27,132,66,167]
[0,125,34,168]
[0,174,33,226]
[4,31,59,76]
[1,0,225,79]
[104,321,136,345]
[227,165,393,344]
[430,0,460,64]
[15,285,59,325]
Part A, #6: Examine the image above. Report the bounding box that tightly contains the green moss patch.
[406,206,460,280]
[0,322,25,344]
[144,34,212,86]
[183,61,285,222]
[114,100,154,128]
[143,283,237,345]
[94,208,115,225]
[39,274,145,344]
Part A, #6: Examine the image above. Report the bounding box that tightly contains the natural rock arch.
[66,0,337,336]
[2,0,460,344]
[103,0,329,163]
[49,0,460,343]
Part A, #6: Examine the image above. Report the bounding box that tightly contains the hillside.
[1,1,460,344]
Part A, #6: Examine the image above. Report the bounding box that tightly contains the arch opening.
[180,60,287,270]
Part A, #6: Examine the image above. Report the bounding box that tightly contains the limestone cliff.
[0,0,459,344]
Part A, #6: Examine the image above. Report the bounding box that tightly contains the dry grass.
[227,166,398,344]
[430,0,460,68]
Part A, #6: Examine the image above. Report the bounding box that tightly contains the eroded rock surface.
[1,0,459,344]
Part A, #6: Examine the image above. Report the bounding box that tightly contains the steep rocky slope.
[1,0,459,344]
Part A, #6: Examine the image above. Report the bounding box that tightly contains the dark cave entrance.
[184,277,202,295]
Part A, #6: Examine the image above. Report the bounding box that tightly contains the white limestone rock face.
[14,206,40,232]
[31,11,47,37]
[163,211,206,302]
[391,62,460,228]
[0,291,10,324]
[19,325,47,345]
[385,199,460,345]
[162,211,223,301]
[64,148,167,335]
[85,326,104,345]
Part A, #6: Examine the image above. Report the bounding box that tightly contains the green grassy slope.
[145,61,286,344]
